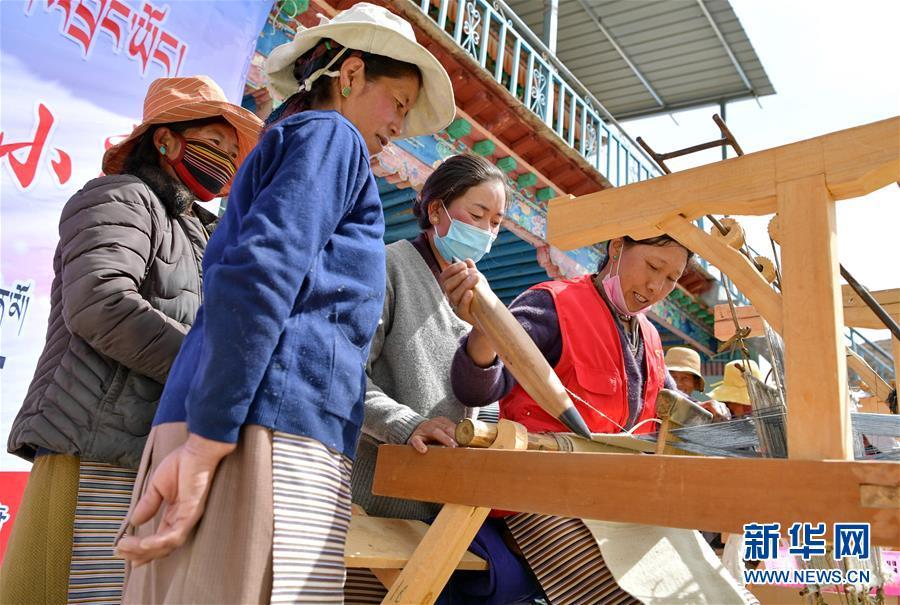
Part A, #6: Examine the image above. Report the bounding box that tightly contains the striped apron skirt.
[121,422,353,604]
[506,513,640,605]
[0,454,136,605]
[507,514,759,605]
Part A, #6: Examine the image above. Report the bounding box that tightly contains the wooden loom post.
[893,337,900,394]
[777,174,852,460]
[380,420,529,605]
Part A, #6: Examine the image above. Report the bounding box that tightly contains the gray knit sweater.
[351,237,476,520]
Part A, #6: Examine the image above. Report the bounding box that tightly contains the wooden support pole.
[381,420,528,605]
[777,174,851,460]
[659,215,783,333]
[373,446,900,546]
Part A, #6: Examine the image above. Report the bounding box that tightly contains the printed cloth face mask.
[166,133,236,201]
[433,203,497,263]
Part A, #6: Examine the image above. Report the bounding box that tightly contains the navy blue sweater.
[154,111,386,459]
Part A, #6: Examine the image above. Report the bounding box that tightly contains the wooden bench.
[345,509,488,590]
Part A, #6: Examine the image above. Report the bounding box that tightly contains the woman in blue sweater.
[116,5,454,602]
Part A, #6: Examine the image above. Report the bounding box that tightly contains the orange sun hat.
[102,76,262,194]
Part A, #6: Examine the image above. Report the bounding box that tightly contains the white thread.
[563,387,628,434]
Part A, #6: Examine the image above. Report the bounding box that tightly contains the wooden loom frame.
[368,117,900,604]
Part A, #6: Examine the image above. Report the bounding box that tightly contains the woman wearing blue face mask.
[347,155,545,604]
[351,154,506,520]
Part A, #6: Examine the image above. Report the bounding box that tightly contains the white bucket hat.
[265,2,455,138]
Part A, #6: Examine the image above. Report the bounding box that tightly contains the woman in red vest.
[445,234,695,435]
[442,234,708,605]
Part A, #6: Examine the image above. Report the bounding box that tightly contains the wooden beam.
[381,420,528,605]
[372,446,900,546]
[841,285,900,329]
[717,290,900,337]
[857,396,894,415]
[778,175,851,461]
[846,349,894,402]
[660,216,783,334]
[344,516,487,570]
[546,117,900,250]
[714,304,766,341]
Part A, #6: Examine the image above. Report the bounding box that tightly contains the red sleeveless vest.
[500,274,666,435]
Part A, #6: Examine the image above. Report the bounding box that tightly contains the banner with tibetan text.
[0,0,272,559]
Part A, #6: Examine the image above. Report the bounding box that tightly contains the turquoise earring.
[159,145,167,155]
[341,86,351,98]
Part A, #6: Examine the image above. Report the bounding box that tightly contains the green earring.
[341,86,351,98]
[159,145,167,155]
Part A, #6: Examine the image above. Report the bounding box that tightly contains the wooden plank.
[714,304,766,341]
[546,117,899,250]
[860,485,900,509]
[344,515,487,570]
[372,446,900,546]
[846,349,894,402]
[373,569,401,590]
[715,293,900,335]
[857,396,894,415]
[823,116,900,200]
[381,420,528,605]
[660,216,783,334]
[715,284,900,332]
[778,175,851,461]
[841,285,900,329]
[750,584,846,605]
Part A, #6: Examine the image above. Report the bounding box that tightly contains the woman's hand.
[438,259,481,325]
[439,259,499,367]
[116,433,235,567]
[407,416,458,454]
[700,399,732,422]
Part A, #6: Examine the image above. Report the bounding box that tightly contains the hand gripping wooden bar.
[467,273,592,438]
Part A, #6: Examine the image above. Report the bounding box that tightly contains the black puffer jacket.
[8,174,214,468]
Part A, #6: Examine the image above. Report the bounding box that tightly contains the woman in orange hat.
[0,76,261,605]
[115,4,455,602]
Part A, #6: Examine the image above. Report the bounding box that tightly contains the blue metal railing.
[846,327,895,382]
[414,0,660,186]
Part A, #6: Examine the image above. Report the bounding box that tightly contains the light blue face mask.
[432,204,497,264]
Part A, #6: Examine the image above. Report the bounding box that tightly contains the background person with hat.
[0,75,261,605]
[707,359,763,419]
[116,4,455,602]
[665,346,707,398]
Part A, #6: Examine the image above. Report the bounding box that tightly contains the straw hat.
[664,347,705,390]
[707,359,762,405]
[102,76,262,193]
[265,2,455,138]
